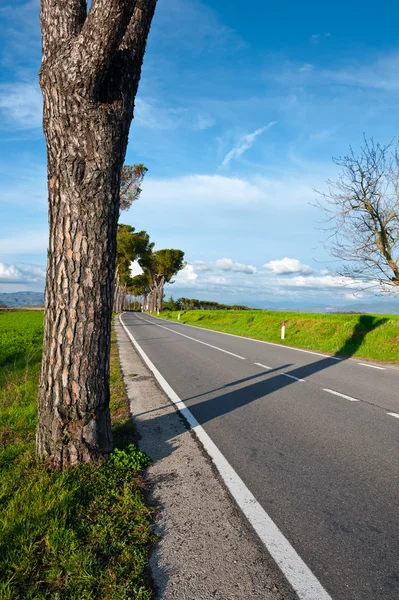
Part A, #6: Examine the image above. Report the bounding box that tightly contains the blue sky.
[1,0,399,308]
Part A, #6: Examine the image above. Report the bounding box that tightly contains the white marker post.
[178,312,181,321]
[281,320,285,340]
[157,309,160,316]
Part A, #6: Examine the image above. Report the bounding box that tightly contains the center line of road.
[254,362,272,369]
[358,363,386,370]
[323,388,359,402]
[282,373,305,382]
[136,315,246,360]
[387,412,399,419]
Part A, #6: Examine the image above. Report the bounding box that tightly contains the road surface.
[121,312,399,600]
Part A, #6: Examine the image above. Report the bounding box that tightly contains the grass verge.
[156,309,399,364]
[0,311,155,600]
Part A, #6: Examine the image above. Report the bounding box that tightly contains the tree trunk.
[37,0,157,469]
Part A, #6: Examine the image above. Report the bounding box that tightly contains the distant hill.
[0,291,44,307]
[245,299,399,314]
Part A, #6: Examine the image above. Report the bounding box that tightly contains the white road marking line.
[120,314,333,600]
[387,412,399,419]
[147,313,343,360]
[323,388,359,402]
[282,373,305,382]
[134,314,246,360]
[358,363,386,370]
[254,362,272,369]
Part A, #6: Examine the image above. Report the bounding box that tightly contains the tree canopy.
[115,226,185,312]
[120,164,148,212]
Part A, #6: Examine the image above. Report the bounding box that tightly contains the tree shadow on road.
[134,314,389,447]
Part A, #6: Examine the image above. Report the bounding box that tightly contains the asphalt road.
[121,312,399,600]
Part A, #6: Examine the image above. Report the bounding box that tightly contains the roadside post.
[178,312,181,321]
[281,321,285,340]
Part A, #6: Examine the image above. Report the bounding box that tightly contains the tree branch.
[74,0,137,87]
[41,0,87,62]
[118,0,157,97]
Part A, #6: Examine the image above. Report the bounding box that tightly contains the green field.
[0,311,154,600]
[158,310,399,364]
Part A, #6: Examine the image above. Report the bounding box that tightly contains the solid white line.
[323,388,359,402]
[387,412,399,419]
[120,314,333,600]
[358,363,386,370]
[254,362,272,369]
[135,314,246,360]
[145,313,343,361]
[282,373,305,382]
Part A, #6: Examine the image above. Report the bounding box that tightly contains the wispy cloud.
[0,81,42,130]
[135,97,215,131]
[298,63,313,73]
[220,122,277,168]
[142,174,267,206]
[0,232,48,255]
[311,32,331,43]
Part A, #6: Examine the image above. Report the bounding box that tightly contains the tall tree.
[120,163,148,211]
[317,138,399,288]
[141,249,185,311]
[130,273,151,310]
[37,0,157,469]
[114,224,153,311]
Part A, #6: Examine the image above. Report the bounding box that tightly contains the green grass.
[0,311,155,600]
[157,309,399,364]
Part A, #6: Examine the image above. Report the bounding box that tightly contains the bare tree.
[316,138,399,289]
[37,0,157,469]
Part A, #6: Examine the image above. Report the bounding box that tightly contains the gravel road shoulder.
[115,319,296,600]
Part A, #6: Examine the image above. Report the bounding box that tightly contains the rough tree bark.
[37,0,157,469]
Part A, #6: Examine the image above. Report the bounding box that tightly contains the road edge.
[119,313,333,600]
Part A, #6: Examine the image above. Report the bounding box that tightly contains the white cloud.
[174,264,198,284]
[279,274,357,289]
[192,258,257,274]
[0,262,45,284]
[0,82,42,129]
[130,261,144,277]
[264,257,314,275]
[215,257,257,274]
[343,292,364,301]
[143,174,267,206]
[220,122,276,167]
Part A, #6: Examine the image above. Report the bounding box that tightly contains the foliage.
[120,164,148,212]
[163,296,179,311]
[158,309,399,363]
[175,297,250,311]
[108,445,152,471]
[116,224,153,287]
[0,312,155,599]
[138,249,185,311]
[130,273,152,297]
[317,137,399,288]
